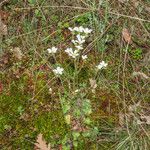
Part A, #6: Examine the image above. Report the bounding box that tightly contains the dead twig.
[0,0,9,7]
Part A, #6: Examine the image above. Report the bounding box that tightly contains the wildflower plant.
[47,26,107,149]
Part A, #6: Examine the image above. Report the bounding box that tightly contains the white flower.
[65,48,73,54]
[75,89,80,93]
[68,50,79,58]
[75,45,83,50]
[48,88,53,94]
[71,39,76,45]
[69,26,84,33]
[72,50,79,58]
[83,28,92,34]
[73,27,79,32]
[68,27,73,32]
[72,34,85,45]
[49,88,52,92]
[65,48,79,58]
[97,61,108,70]
[53,66,64,75]
[47,47,58,54]
[77,34,85,41]
[68,26,92,34]
[82,55,88,60]
[78,26,84,32]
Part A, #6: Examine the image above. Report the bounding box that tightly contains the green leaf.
[73,141,78,147]
[35,9,41,17]
[74,109,81,117]
[83,99,92,115]
[62,145,70,150]
[82,131,91,137]
[17,106,24,115]
[73,132,80,140]
[62,104,70,114]
[65,115,71,125]
[84,118,92,125]
[28,0,36,4]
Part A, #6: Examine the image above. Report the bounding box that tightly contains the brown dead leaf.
[0,52,9,70]
[132,71,149,79]
[118,112,125,127]
[118,0,127,3]
[122,28,132,44]
[0,10,9,23]
[35,133,51,150]
[89,78,97,93]
[19,113,30,121]
[128,101,141,113]
[131,0,139,8]
[12,47,23,60]
[137,116,150,125]
[141,116,150,125]
[0,15,7,35]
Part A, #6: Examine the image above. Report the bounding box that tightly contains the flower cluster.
[47,27,108,76]
[65,26,92,59]
[68,26,92,34]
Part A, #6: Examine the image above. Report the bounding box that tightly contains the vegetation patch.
[0,0,150,149]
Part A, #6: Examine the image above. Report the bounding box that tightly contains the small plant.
[17,105,24,115]
[75,13,92,25]
[129,48,143,60]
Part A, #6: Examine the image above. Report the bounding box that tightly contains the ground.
[0,0,150,150]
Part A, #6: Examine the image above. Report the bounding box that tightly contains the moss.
[0,87,34,149]
[35,110,68,142]
[0,77,69,149]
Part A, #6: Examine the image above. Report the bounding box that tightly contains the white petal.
[53,67,64,75]
[75,45,83,50]
[68,27,73,31]
[79,26,84,32]
[47,48,52,53]
[47,47,58,54]
[82,55,88,60]
[74,27,79,32]
[97,61,108,70]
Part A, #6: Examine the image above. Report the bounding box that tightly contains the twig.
[13,5,150,23]
[0,0,9,7]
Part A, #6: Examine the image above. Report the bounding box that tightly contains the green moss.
[35,111,68,142]
[0,77,68,149]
